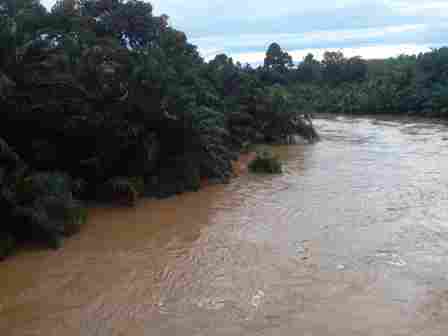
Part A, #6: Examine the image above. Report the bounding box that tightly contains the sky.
[41,0,446,64]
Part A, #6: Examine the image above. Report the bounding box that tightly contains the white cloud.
[150,0,361,18]
[193,24,427,50]
[389,0,448,9]
[386,0,448,15]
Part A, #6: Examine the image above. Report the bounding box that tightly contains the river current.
[2,115,448,335]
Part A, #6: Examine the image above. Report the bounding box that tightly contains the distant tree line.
[255,42,448,116]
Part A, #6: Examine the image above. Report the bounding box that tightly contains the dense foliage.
[249,148,283,174]
[0,0,318,257]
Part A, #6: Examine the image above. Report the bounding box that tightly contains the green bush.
[0,234,15,260]
[249,149,283,174]
[62,201,88,237]
[99,177,139,206]
[0,140,88,254]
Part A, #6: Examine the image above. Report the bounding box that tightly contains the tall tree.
[296,53,322,82]
[345,56,367,82]
[264,42,293,73]
[322,51,345,83]
[79,0,167,49]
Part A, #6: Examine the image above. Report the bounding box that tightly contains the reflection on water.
[2,116,448,335]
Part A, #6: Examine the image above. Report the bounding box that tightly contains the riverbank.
[0,144,291,261]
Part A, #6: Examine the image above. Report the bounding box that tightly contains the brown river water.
[2,115,448,335]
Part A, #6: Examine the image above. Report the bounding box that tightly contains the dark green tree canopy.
[322,51,345,83]
[79,0,168,49]
[264,42,293,73]
[296,53,322,82]
[321,51,367,83]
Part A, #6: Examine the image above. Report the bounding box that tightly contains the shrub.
[98,177,139,206]
[0,234,15,260]
[249,149,283,174]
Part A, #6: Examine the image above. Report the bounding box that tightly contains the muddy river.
[2,116,448,335]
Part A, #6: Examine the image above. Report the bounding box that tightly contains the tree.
[51,0,80,15]
[207,53,242,99]
[296,53,321,82]
[264,42,293,73]
[322,51,345,84]
[417,47,448,85]
[0,0,48,69]
[79,0,167,49]
[345,56,367,82]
